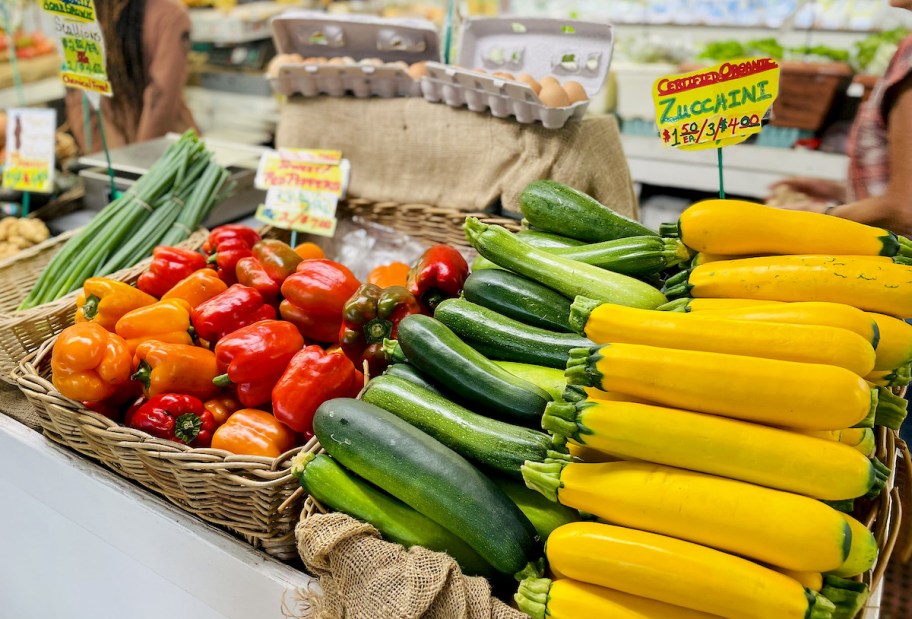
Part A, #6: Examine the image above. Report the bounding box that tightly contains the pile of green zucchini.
[290,181,680,582]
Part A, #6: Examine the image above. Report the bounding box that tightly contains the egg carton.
[268,12,438,99]
[420,17,614,130]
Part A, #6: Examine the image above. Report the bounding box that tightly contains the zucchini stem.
[290,450,317,486]
[807,593,837,619]
[873,386,908,430]
[565,347,602,388]
[657,298,691,312]
[851,390,878,429]
[864,458,890,499]
[568,296,600,336]
[541,401,582,440]
[513,577,551,619]
[521,460,566,502]
[821,576,869,619]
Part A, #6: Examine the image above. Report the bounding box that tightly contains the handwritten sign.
[653,58,780,150]
[42,0,95,23]
[3,108,56,193]
[44,2,112,97]
[256,188,339,237]
[255,151,348,195]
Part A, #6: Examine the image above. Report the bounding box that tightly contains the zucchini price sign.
[653,58,780,150]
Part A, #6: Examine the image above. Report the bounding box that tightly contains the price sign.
[43,0,112,97]
[254,149,350,239]
[3,108,56,194]
[653,58,780,150]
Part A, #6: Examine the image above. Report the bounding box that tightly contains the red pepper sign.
[653,58,780,151]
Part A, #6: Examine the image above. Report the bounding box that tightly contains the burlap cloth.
[0,381,40,430]
[295,511,527,619]
[276,97,637,218]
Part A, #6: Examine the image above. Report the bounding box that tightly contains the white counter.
[0,414,314,619]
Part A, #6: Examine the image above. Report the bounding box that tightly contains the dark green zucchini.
[519,180,656,242]
[362,375,560,477]
[312,398,541,575]
[382,363,442,395]
[434,298,592,369]
[396,314,551,424]
[291,452,492,575]
[462,270,574,333]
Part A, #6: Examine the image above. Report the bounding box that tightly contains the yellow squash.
[515,578,724,619]
[523,460,851,572]
[771,568,823,591]
[567,443,617,463]
[673,255,912,317]
[798,427,877,458]
[565,343,875,430]
[678,199,903,257]
[689,301,879,347]
[543,399,887,500]
[685,298,784,311]
[829,513,878,577]
[573,301,875,376]
[545,522,836,619]
[865,366,911,387]
[868,312,912,370]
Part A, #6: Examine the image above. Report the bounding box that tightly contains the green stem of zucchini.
[513,577,551,619]
[873,386,907,430]
[807,593,837,619]
[889,364,912,387]
[514,559,546,582]
[662,280,694,299]
[821,576,869,619]
[564,347,602,388]
[893,255,912,266]
[541,401,584,441]
[658,221,680,238]
[657,298,691,312]
[864,459,890,499]
[896,234,912,258]
[851,390,878,429]
[520,460,566,502]
[568,295,601,336]
[290,450,317,485]
[382,338,407,364]
[562,385,588,403]
[663,268,691,288]
[821,498,855,513]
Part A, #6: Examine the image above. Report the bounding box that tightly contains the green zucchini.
[491,476,580,540]
[396,314,551,424]
[462,270,574,333]
[519,180,656,242]
[383,363,442,395]
[434,298,591,369]
[312,398,542,575]
[472,230,584,271]
[290,452,492,575]
[362,375,562,477]
[464,218,667,309]
[493,361,567,402]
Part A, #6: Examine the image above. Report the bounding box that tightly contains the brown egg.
[360,58,384,66]
[516,72,541,95]
[540,76,561,89]
[563,80,589,104]
[492,71,516,81]
[408,61,428,79]
[328,56,355,65]
[538,83,570,108]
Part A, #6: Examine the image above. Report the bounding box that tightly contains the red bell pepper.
[137,246,208,299]
[407,245,469,312]
[203,225,262,285]
[125,393,216,448]
[235,257,280,303]
[213,320,304,407]
[340,283,421,375]
[279,260,360,343]
[252,239,302,286]
[191,285,277,344]
[271,345,361,433]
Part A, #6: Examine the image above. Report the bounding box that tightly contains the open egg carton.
[267,12,439,98]
[421,17,614,129]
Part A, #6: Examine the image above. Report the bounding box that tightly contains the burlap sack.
[296,512,527,619]
[276,97,637,218]
[0,381,40,430]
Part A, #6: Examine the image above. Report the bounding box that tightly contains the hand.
[768,177,846,204]
[770,199,833,214]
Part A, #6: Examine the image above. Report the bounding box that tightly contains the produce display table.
[0,414,314,619]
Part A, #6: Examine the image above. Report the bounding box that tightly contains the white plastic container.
[420,17,614,129]
[268,12,439,98]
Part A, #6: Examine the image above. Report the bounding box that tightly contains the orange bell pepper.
[114,299,194,353]
[132,341,219,400]
[75,278,157,331]
[161,268,228,309]
[204,394,243,426]
[294,242,325,261]
[367,262,410,289]
[210,408,296,458]
[52,323,133,402]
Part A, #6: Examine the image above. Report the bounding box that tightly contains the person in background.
[66,0,199,154]
[769,0,912,236]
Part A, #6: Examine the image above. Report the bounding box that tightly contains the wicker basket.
[0,227,208,391]
[772,61,853,131]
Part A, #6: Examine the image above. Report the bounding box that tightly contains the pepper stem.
[173,413,202,445]
[513,577,551,619]
[363,318,393,345]
[81,294,100,320]
[521,460,566,502]
[212,373,233,388]
[422,290,448,312]
[206,252,218,264]
[569,296,600,336]
[130,360,152,390]
[874,386,908,430]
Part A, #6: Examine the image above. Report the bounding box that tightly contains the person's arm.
[135,7,192,142]
[831,79,912,235]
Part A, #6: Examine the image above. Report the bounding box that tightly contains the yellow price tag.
[653,58,780,151]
